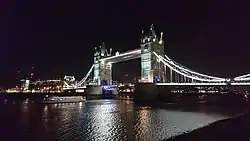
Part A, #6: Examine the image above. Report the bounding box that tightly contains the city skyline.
[1,0,250,87]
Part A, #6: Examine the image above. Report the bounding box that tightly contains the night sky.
[1,0,250,87]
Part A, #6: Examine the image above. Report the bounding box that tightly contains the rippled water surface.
[0,99,244,141]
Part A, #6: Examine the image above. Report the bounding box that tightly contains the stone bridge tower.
[140,24,165,83]
[93,42,112,85]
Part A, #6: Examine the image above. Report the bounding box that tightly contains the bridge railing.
[100,49,141,62]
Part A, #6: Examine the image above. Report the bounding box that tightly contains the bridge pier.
[84,85,102,95]
[134,83,158,104]
[84,85,118,99]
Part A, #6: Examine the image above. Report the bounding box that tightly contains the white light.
[163,55,226,80]
[160,55,225,81]
[44,105,48,112]
[76,89,85,93]
[234,78,250,81]
[164,55,171,61]
[115,51,119,56]
[231,82,250,85]
[101,60,105,64]
[154,52,225,82]
[234,74,250,79]
[233,74,250,81]
[76,64,95,86]
[156,83,227,86]
[79,102,83,107]
[100,49,141,62]
[64,82,70,87]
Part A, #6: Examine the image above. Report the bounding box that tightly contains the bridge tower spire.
[141,30,144,43]
[149,24,157,39]
[100,42,107,57]
[159,32,163,44]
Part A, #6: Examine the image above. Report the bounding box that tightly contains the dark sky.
[1,0,250,86]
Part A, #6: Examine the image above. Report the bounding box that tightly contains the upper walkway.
[100,49,141,63]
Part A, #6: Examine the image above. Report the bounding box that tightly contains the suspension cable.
[76,64,95,86]
[153,52,226,82]
[163,55,226,80]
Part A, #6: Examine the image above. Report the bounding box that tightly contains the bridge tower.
[140,24,165,83]
[93,42,112,85]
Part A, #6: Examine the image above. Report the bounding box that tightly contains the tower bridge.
[64,24,250,91]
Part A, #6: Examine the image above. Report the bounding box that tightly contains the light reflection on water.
[0,99,244,141]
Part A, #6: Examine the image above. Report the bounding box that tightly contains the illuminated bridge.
[64,24,250,90]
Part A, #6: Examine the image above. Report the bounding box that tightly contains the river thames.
[0,98,246,141]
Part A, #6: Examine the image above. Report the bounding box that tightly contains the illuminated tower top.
[100,42,106,57]
[159,32,163,44]
[149,24,156,39]
[141,24,163,45]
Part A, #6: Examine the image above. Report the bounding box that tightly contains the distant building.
[64,75,76,87]
[21,79,30,91]
[29,79,63,93]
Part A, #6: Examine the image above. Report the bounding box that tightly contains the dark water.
[0,98,245,141]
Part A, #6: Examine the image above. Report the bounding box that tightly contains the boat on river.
[42,96,85,104]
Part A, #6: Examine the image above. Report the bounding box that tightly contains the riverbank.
[165,111,250,141]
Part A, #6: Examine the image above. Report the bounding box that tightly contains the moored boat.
[42,96,85,104]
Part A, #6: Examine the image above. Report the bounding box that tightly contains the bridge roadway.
[65,82,250,91]
[156,82,250,86]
